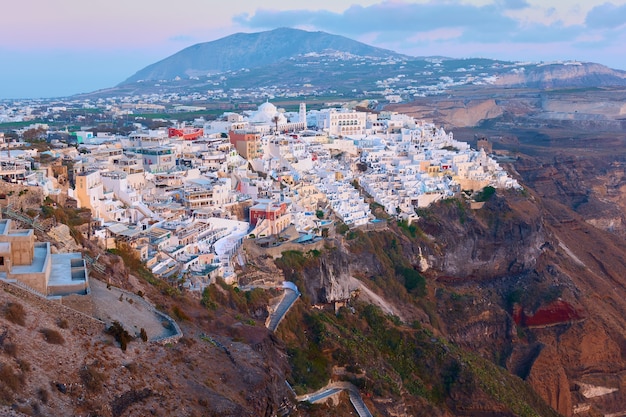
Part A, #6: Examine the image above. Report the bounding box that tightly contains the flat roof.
[0,220,9,235]
[9,230,32,236]
[48,253,84,286]
[11,244,47,274]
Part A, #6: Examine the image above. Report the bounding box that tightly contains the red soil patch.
[513,300,584,328]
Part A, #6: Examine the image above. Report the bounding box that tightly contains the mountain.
[122,27,408,84]
[493,61,626,88]
[108,28,626,101]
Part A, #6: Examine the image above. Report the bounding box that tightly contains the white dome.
[250,102,287,125]
[258,102,277,114]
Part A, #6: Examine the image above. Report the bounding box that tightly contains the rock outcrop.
[494,62,626,89]
[417,192,546,279]
[526,344,573,416]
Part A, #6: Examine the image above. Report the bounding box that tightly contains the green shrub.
[396,266,427,296]
[336,222,350,235]
[288,343,330,392]
[475,186,496,202]
[275,250,307,270]
[397,220,419,238]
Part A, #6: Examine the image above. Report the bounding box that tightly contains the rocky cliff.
[494,62,626,89]
[272,179,626,416]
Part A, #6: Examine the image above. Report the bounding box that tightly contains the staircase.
[349,390,373,417]
[2,206,46,232]
[83,254,106,274]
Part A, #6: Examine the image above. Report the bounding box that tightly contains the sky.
[2,0,626,99]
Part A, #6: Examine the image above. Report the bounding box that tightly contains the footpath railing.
[2,206,46,232]
[266,281,301,332]
[297,381,373,417]
[83,254,106,275]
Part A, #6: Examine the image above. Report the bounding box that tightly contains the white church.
[245,102,307,134]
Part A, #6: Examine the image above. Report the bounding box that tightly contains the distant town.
[0,98,519,294]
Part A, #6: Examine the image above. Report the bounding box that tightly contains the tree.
[22,127,47,142]
[474,186,496,202]
[272,115,280,134]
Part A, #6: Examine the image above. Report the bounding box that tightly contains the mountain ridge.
[122,27,409,84]
[113,27,626,101]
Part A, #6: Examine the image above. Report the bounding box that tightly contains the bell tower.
[299,103,307,128]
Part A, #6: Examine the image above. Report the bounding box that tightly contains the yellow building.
[74,169,104,218]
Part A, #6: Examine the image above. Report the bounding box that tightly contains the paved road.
[298,382,374,417]
[267,286,300,331]
[307,387,343,403]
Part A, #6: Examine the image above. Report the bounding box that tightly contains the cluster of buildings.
[0,218,88,297]
[0,101,519,291]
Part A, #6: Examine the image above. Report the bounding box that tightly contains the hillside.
[6,128,626,415]
[122,27,407,84]
[0,197,566,417]
[110,28,626,101]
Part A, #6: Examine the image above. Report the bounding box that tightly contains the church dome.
[250,101,287,125]
[258,102,277,114]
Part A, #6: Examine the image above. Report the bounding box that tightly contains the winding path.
[266,281,301,332]
[298,382,373,417]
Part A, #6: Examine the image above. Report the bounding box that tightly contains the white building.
[314,108,367,137]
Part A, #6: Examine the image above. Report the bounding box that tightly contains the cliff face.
[526,345,572,416]
[417,194,546,279]
[286,183,626,416]
[414,190,626,416]
[310,248,355,304]
[494,62,626,89]
[387,98,506,128]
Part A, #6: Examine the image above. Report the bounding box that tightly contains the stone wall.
[247,238,328,260]
[0,280,105,336]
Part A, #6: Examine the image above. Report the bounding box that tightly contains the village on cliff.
[0,102,519,297]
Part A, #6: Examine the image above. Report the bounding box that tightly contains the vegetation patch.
[277,301,560,414]
[106,321,133,351]
[3,302,26,326]
[79,363,106,392]
[397,219,420,238]
[201,279,273,316]
[396,266,426,296]
[40,328,65,345]
[474,186,496,202]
